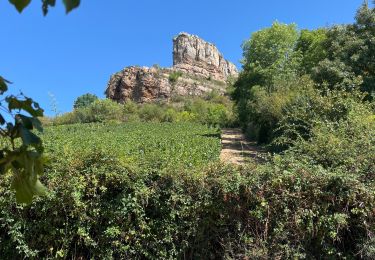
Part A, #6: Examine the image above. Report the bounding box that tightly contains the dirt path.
[220,128,265,165]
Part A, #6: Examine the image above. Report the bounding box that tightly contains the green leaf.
[16,114,43,132]
[0,114,5,125]
[8,0,31,13]
[11,152,46,204]
[19,126,41,146]
[12,174,46,204]
[0,76,10,94]
[6,96,44,117]
[63,0,80,14]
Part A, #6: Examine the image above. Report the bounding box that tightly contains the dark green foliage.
[73,93,98,109]
[313,3,375,97]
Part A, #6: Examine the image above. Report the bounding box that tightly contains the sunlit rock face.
[173,32,238,81]
[106,33,238,103]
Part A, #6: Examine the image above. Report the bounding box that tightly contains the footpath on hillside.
[220,128,265,165]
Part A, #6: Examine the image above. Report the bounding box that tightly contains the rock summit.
[106,33,238,103]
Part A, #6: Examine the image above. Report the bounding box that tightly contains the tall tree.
[241,22,301,91]
[312,2,375,97]
[233,22,301,128]
[296,28,328,74]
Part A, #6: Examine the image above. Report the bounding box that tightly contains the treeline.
[45,93,237,127]
[233,3,374,148]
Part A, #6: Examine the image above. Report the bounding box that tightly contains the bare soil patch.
[220,128,265,165]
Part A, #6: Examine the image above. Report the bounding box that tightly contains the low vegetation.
[50,94,237,127]
[1,117,373,258]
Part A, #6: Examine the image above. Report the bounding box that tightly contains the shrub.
[123,100,140,122]
[273,88,371,150]
[53,110,82,125]
[289,100,375,177]
[239,76,315,144]
[138,103,166,122]
[84,99,123,123]
[53,99,124,125]
[73,93,99,109]
[163,108,178,122]
[176,111,196,122]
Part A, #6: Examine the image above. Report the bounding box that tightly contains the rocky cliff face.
[173,32,238,81]
[106,33,238,103]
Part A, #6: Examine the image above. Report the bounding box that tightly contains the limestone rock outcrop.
[173,32,238,81]
[106,33,238,103]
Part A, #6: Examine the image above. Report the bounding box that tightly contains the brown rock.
[106,33,238,103]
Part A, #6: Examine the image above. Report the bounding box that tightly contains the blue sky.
[0,0,364,115]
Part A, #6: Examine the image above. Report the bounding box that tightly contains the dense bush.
[273,88,373,150]
[73,93,98,109]
[1,147,374,258]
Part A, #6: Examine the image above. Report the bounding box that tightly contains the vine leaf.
[0,76,10,94]
[63,0,80,14]
[11,152,46,204]
[6,96,44,117]
[8,0,31,13]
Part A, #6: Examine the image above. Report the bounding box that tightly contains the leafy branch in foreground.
[9,0,80,15]
[4,0,82,205]
[0,76,46,204]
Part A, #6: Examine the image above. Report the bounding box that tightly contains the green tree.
[296,28,328,74]
[0,0,81,203]
[232,22,302,142]
[73,93,98,109]
[312,2,375,97]
[241,22,301,90]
